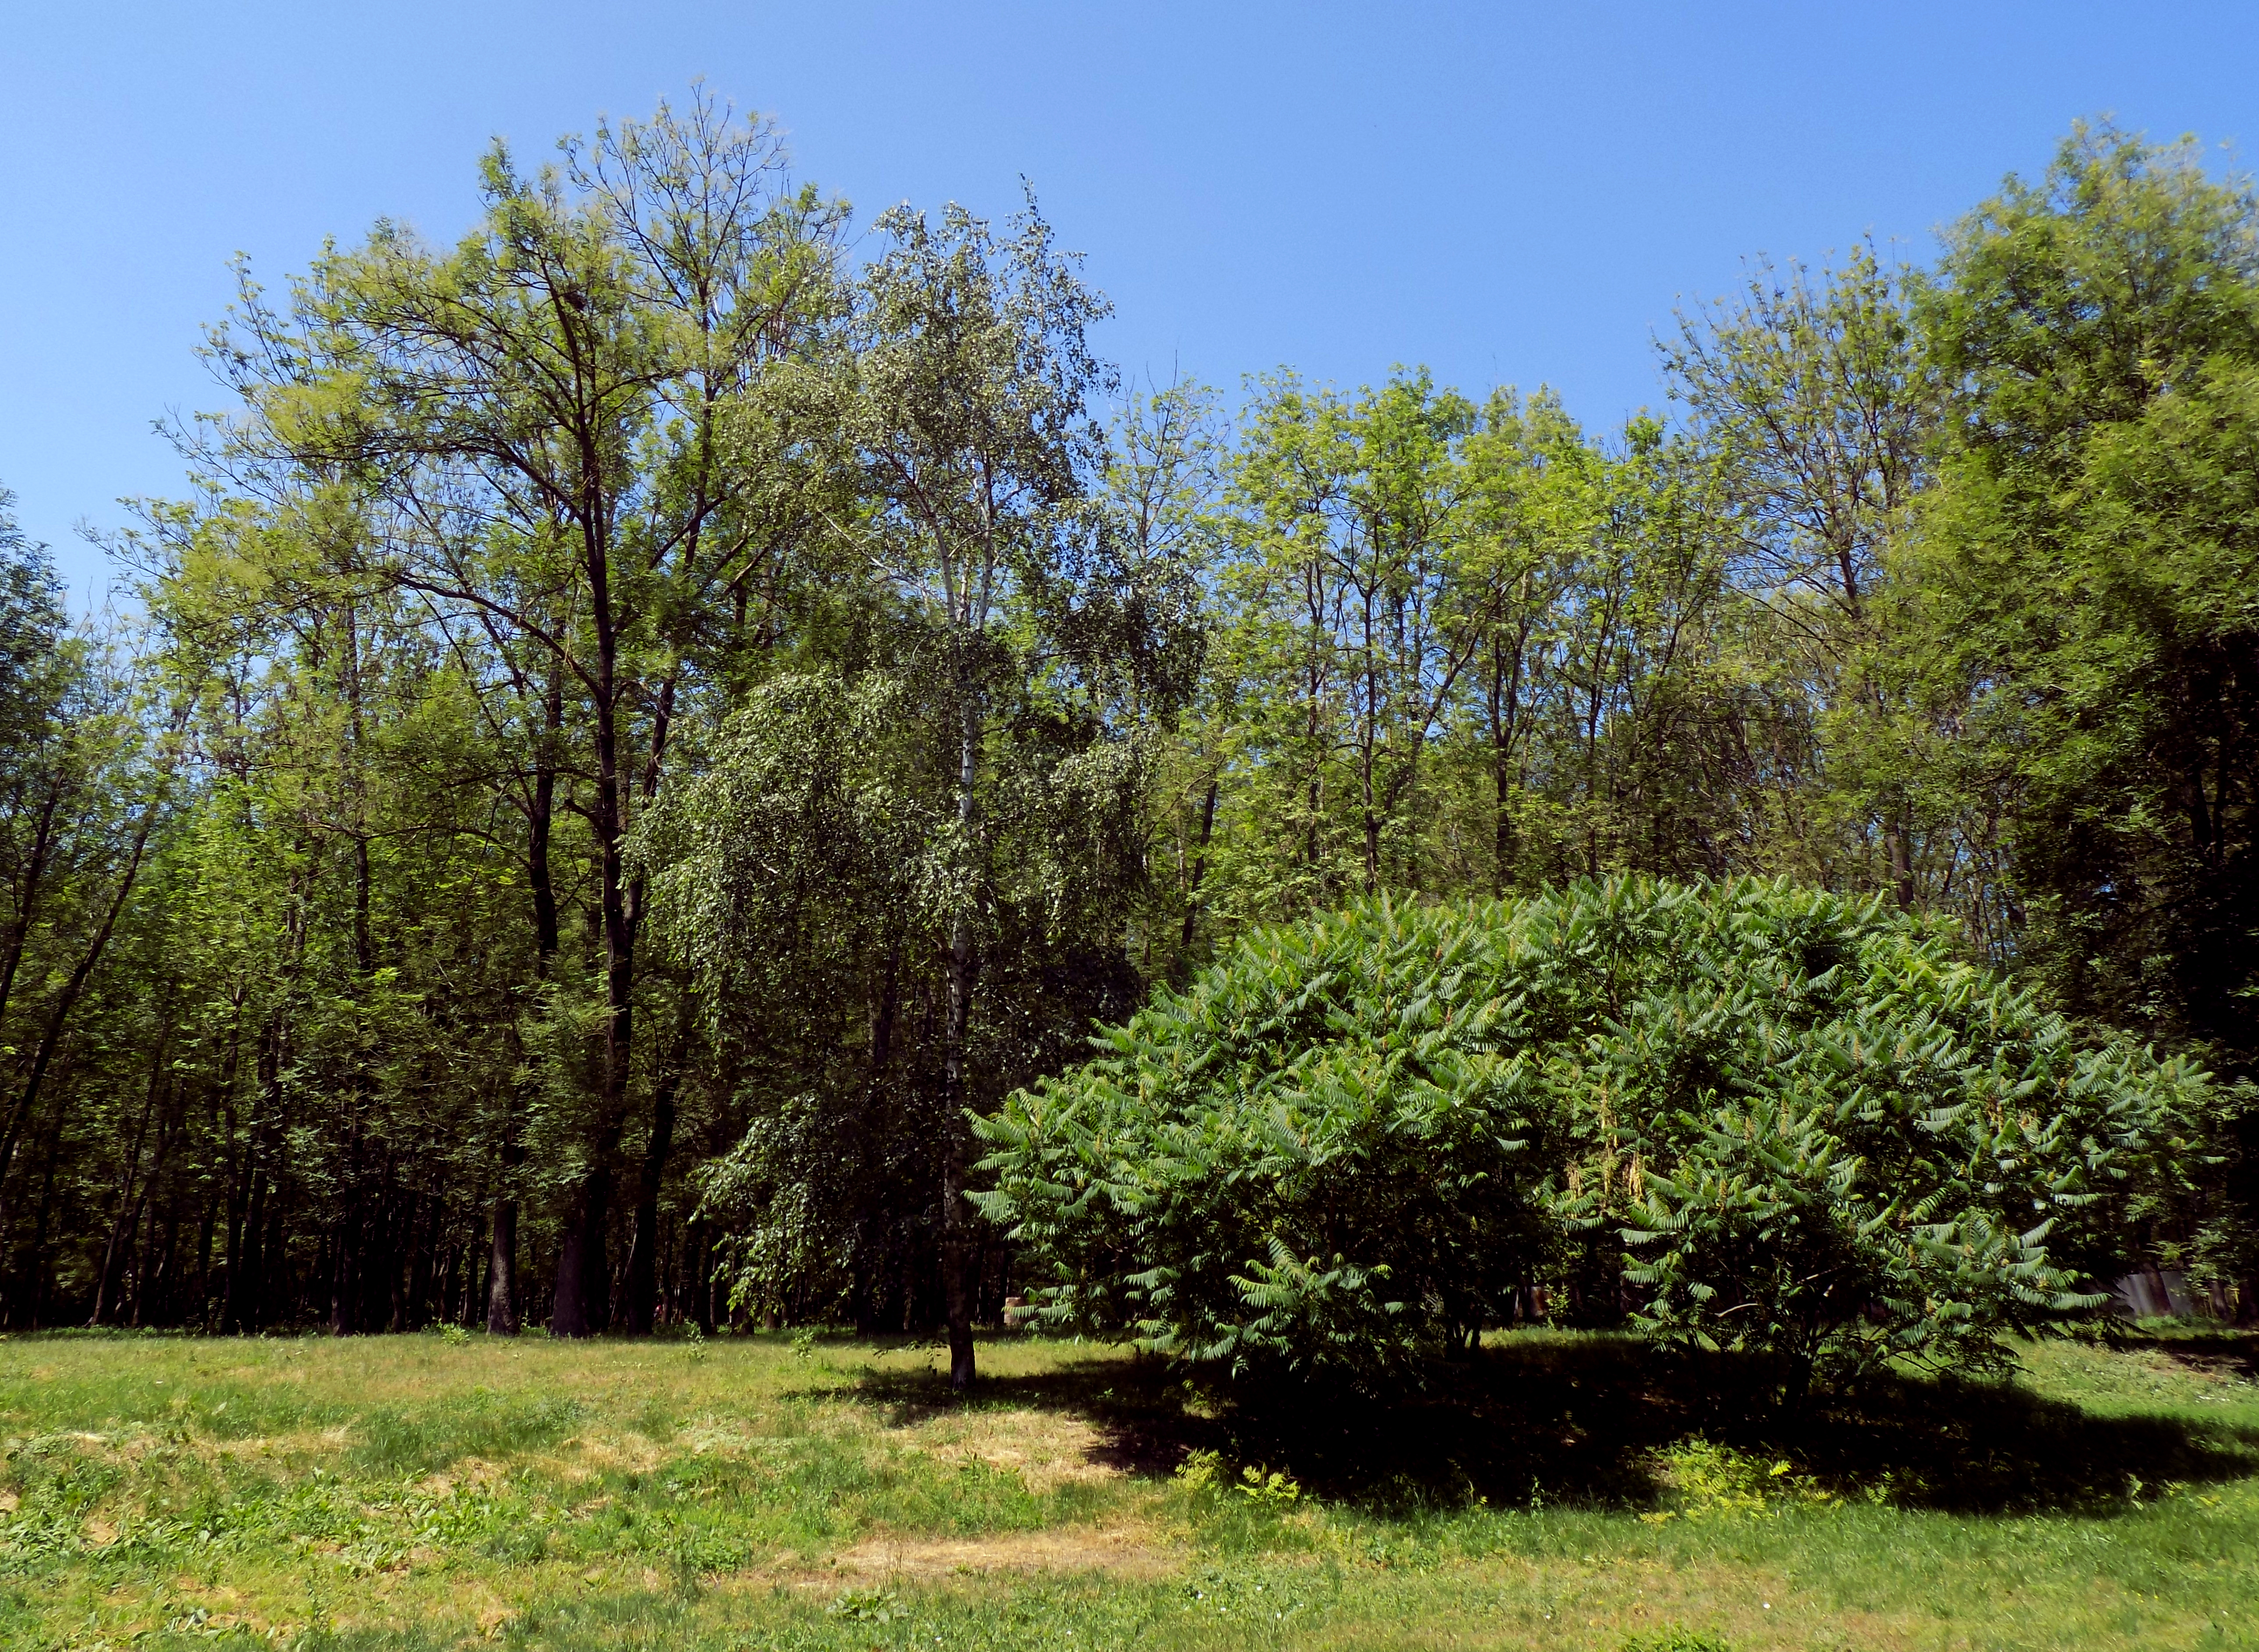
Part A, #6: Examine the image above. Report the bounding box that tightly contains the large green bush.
[975,878,2202,1389]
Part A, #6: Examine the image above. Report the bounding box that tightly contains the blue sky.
[5,2,2254,598]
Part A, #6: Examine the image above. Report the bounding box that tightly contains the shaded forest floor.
[3,1326,2256,1650]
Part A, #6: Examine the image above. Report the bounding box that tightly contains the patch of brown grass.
[547,1428,668,1479]
[821,1520,1179,1581]
[896,1406,1125,1493]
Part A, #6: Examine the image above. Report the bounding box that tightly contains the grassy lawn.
[1,1326,2254,1651]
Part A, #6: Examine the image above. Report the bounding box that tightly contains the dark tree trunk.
[491,666,561,1337]
[390,1191,413,1332]
[20,1094,64,1328]
[92,1041,166,1326]
[486,1185,520,1335]
[939,698,982,1389]
[552,1163,615,1337]
[0,804,157,1233]
[259,1204,287,1332]
[550,480,641,1341]
[193,1167,216,1332]
[623,1065,678,1336]
[330,1218,357,1336]
[1178,778,1219,963]
[686,1219,716,1335]
[1490,631,1526,898]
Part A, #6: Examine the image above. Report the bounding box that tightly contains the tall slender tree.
[208,94,844,1334]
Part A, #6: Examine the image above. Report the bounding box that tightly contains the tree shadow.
[2145,1328,2259,1383]
[849,1332,2259,1516]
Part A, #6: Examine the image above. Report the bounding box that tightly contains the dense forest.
[1,97,2253,1350]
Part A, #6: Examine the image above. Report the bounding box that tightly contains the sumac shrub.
[975,878,2203,1389]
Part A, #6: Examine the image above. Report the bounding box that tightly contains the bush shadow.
[851,1331,2259,1516]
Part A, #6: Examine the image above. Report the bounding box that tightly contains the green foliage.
[826,1586,904,1624]
[1911,122,2259,1062]
[630,195,1199,1361]
[980,878,2199,1387]
[1174,371,1760,937]
[975,893,1556,1377]
[1172,1449,1302,1510]
[1897,122,2259,1296]
[11,99,2259,1354]
[1620,1630,1736,1652]
[1647,1437,1833,1520]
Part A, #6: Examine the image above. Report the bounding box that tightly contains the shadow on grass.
[2144,1327,2259,1383]
[852,1331,2259,1516]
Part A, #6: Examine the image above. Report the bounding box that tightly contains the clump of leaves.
[1173,1448,1224,1497]
[828,1587,904,1624]
[1644,1438,1833,1521]
[978,877,2201,1391]
[1236,1465,1301,1507]
[1173,1449,1303,1510]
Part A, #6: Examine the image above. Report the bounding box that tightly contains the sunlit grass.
[2,1326,2254,1650]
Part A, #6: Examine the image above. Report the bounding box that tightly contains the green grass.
[1,1326,2254,1650]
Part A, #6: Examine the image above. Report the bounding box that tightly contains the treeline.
[1,102,2252,1351]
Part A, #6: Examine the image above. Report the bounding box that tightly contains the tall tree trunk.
[1361,623,1382,891]
[193,1151,217,1332]
[391,1189,415,1332]
[224,1018,283,1334]
[685,1218,716,1335]
[1886,809,1916,911]
[218,1095,249,1333]
[0,780,60,1031]
[329,1204,358,1337]
[1177,778,1219,963]
[941,694,981,1390]
[0,804,158,1231]
[623,1060,678,1335]
[91,1033,167,1325]
[491,666,563,1337]
[21,1091,65,1328]
[1489,631,1526,898]
[260,1205,288,1329]
[131,1184,168,1328]
[553,1161,615,1337]
[614,680,684,1336]
[554,518,635,1337]
[485,1154,521,1335]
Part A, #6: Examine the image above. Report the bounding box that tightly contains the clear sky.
[4,2,2254,597]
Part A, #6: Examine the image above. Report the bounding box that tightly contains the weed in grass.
[1622,1630,1736,1652]
[1646,1437,1837,1520]
[826,1584,904,1623]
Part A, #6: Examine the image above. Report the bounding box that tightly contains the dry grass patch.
[542,1428,669,1480]
[804,1518,1180,1583]
[897,1406,1125,1494]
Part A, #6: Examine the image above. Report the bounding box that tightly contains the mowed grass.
[2,1326,2256,1651]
